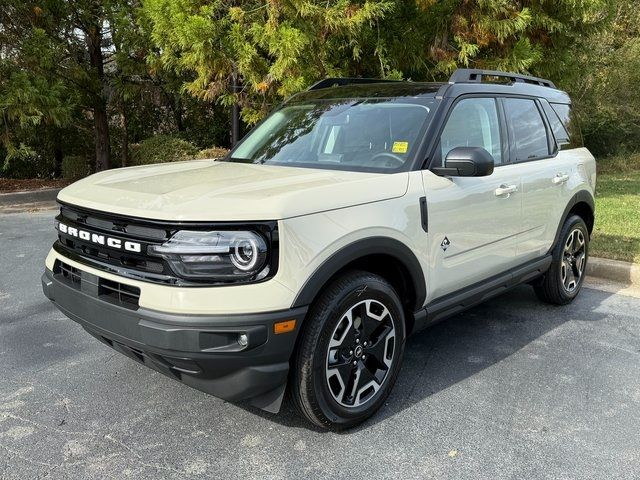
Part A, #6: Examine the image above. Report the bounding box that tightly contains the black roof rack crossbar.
[449,69,556,89]
[307,77,401,91]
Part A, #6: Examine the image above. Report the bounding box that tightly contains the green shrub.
[62,155,89,180]
[130,135,199,166]
[1,144,53,179]
[195,147,229,159]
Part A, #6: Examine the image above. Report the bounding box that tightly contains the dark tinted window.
[541,100,569,145]
[440,97,503,164]
[504,98,550,161]
[550,103,583,148]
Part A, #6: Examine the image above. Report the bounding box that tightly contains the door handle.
[552,173,570,185]
[495,184,518,197]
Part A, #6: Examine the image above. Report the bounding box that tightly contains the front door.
[422,97,522,301]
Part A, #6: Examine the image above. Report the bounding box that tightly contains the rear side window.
[540,100,570,145]
[503,98,550,161]
[550,103,584,148]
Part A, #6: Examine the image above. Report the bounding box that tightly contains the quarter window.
[503,98,550,161]
[440,97,503,165]
[550,102,584,148]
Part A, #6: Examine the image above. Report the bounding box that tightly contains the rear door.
[501,97,567,261]
[423,96,522,300]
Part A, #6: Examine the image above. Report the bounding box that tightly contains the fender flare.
[550,190,595,253]
[291,236,426,311]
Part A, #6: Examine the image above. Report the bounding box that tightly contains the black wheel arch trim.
[550,190,595,254]
[291,237,426,311]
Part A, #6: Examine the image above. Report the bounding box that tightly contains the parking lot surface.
[1,210,639,479]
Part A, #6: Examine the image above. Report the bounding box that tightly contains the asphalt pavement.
[1,209,639,479]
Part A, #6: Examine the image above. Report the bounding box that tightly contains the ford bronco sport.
[42,69,596,429]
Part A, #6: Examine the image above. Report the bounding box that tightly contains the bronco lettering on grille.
[57,222,142,253]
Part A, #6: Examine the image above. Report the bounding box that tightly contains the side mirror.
[432,147,495,177]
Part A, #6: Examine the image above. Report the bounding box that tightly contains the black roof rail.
[307,77,401,91]
[449,69,556,89]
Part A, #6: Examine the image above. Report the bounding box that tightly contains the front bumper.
[42,268,307,412]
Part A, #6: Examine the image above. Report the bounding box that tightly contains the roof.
[288,69,571,104]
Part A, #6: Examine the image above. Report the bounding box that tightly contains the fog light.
[238,333,248,347]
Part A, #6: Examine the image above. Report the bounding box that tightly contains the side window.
[550,102,584,148]
[440,97,503,165]
[540,100,569,146]
[503,98,550,161]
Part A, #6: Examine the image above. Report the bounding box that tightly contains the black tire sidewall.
[303,273,406,427]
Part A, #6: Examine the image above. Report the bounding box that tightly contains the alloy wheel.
[325,299,396,408]
[561,228,586,293]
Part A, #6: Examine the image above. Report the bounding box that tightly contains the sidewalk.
[0,188,60,213]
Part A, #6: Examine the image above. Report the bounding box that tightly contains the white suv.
[42,69,596,429]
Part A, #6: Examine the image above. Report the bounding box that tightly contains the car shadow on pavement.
[243,284,615,432]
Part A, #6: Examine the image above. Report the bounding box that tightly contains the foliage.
[195,147,230,159]
[555,2,640,156]
[0,0,638,179]
[130,135,199,165]
[141,0,396,124]
[62,156,91,180]
[0,144,52,179]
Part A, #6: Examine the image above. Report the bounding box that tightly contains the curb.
[0,188,60,206]
[587,257,640,287]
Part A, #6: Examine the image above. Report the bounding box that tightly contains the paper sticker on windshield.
[392,141,409,154]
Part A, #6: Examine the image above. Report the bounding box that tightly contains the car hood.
[57,160,409,221]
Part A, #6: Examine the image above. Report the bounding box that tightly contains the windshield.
[227,98,437,172]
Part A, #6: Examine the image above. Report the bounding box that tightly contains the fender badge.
[441,237,450,251]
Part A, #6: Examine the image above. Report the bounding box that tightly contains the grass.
[591,153,640,263]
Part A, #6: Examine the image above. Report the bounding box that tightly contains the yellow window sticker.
[392,141,409,154]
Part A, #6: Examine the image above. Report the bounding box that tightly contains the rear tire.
[534,215,589,305]
[291,270,406,430]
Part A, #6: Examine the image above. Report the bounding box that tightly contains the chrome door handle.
[495,184,518,197]
[552,173,570,185]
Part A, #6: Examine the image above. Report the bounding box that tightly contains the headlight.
[149,230,269,282]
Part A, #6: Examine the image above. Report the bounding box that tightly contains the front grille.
[56,205,173,281]
[54,260,141,310]
[99,278,141,309]
[58,261,82,287]
[54,202,279,286]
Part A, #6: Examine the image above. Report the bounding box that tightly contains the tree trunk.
[173,94,185,132]
[53,141,63,178]
[93,104,110,171]
[121,108,129,167]
[86,17,110,171]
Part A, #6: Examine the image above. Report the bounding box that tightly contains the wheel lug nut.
[362,355,366,360]
[356,339,360,344]
[349,350,353,355]
[353,361,357,366]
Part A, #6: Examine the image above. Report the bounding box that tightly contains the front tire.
[534,215,589,305]
[291,271,406,429]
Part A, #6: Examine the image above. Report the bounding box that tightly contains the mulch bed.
[0,178,71,193]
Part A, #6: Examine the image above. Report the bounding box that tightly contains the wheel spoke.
[573,231,585,254]
[575,252,585,276]
[326,359,356,404]
[564,231,574,254]
[353,362,381,406]
[329,310,355,349]
[365,325,393,368]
